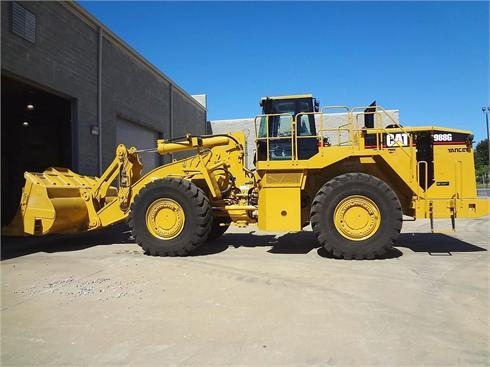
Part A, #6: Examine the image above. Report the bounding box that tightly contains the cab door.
[296,113,319,160]
[256,113,294,161]
[256,98,318,162]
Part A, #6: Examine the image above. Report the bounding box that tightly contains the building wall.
[1,1,99,173]
[100,36,172,169]
[1,1,206,176]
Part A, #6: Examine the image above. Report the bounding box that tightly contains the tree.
[475,139,489,166]
[475,139,489,184]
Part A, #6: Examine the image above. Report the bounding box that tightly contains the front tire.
[129,178,212,256]
[310,173,402,260]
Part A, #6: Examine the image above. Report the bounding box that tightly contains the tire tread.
[310,173,402,260]
[128,178,212,256]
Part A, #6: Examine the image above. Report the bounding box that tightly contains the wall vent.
[11,2,36,43]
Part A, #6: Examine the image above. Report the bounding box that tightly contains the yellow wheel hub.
[146,198,185,240]
[333,195,381,241]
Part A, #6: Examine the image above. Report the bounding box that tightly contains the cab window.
[258,116,268,138]
[276,115,292,137]
[298,114,312,136]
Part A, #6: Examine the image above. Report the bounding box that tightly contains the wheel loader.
[3,94,489,259]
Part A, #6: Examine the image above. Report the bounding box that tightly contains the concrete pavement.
[1,218,489,366]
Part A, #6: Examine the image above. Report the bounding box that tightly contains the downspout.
[97,26,103,176]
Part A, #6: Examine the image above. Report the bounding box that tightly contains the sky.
[80,1,490,142]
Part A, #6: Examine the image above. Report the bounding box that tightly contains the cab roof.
[260,94,313,102]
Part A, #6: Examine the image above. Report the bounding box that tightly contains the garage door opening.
[116,117,159,174]
[1,76,72,225]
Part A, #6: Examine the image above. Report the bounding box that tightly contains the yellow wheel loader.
[3,94,489,259]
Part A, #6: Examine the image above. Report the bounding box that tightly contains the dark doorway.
[1,76,72,225]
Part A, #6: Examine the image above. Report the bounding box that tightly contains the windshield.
[258,115,292,138]
[259,98,316,137]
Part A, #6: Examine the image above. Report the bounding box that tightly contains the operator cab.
[256,94,319,162]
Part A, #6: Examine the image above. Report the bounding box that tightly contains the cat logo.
[386,133,409,147]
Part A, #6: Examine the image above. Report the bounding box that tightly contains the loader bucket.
[2,168,100,236]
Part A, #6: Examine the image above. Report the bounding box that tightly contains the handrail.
[253,106,415,171]
[350,106,415,176]
[319,106,352,145]
[295,111,352,147]
[350,105,400,128]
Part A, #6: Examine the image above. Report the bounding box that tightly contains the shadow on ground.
[193,231,319,257]
[2,227,486,260]
[396,233,487,254]
[192,231,487,259]
[1,223,133,260]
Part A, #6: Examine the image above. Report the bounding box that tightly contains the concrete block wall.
[208,118,257,168]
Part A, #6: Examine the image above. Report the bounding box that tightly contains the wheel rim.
[146,198,185,240]
[333,195,381,241]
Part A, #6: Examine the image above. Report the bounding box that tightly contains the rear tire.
[129,178,212,256]
[310,173,402,260]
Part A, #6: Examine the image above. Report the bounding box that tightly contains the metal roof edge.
[401,126,473,134]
